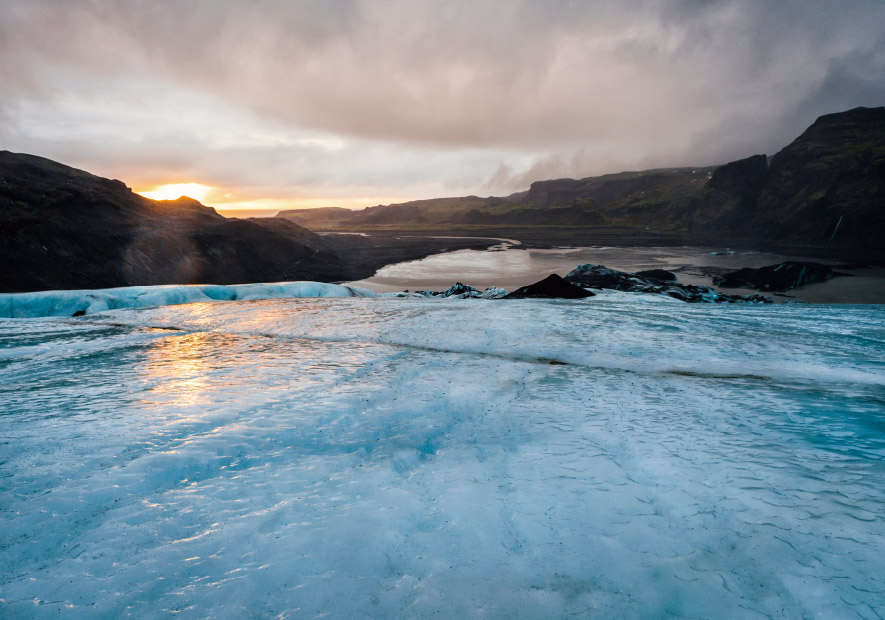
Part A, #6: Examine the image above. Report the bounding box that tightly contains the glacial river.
[348,243,885,303]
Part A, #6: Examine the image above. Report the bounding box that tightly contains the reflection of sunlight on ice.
[140,332,215,411]
[197,298,384,346]
[133,299,384,424]
[137,303,245,416]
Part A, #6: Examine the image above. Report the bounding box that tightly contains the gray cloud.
[1,0,883,201]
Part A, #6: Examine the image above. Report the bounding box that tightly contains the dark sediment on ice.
[634,269,678,282]
[395,267,774,303]
[390,282,508,299]
[565,264,772,303]
[713,261,849,292]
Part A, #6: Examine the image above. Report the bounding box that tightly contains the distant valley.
[279,107,884,261]
[1,106,882,293]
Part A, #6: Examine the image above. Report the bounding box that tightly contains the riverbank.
[324,226,882,284]
[345,242,885,304]
[321,231,511,281]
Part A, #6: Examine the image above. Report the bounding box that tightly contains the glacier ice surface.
[1,291,883,618]
[0,281,376,318]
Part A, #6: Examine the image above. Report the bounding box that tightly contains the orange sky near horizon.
[4,2,884,216]
[134,182,409,212]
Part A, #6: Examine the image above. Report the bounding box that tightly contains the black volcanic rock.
[635,269,677,282]
[504,274,595,299]
[713,261,846,291]
[565,264,771,303]
[406,282,508,299]
[0,151,348,292]
[565,265,656,291]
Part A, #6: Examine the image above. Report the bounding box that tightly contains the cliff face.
[693,107,884,256]
[754,107,885,252]
[0,151,345,292]
[691,155,768,231]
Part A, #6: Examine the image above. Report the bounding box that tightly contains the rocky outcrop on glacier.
[712,261,848,291]
[399,282,509,299]
[565,264,771,303]
[504,274,595,299]
[634,269,678,282]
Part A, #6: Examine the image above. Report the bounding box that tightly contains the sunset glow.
[3,2,883,208]
[212,196,412,213]
[2,1,884,617]
[138,183,212,202]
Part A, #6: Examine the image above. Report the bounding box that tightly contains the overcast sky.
[1,0,883,211]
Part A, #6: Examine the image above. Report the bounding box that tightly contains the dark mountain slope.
[753,107,884,252]
[522,168,714,228]
[0,151,345,292]
[691,155,769,231]
[279,168,715,231]
[692,107,884,256]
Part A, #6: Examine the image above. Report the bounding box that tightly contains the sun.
[138,183,212,202]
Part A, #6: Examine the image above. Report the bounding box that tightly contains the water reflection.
[348,245,885,303]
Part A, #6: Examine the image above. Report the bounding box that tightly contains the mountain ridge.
[0,151,347,292]
[279,107,884,260]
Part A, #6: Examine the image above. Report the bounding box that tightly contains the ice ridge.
[0,281,377,318]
